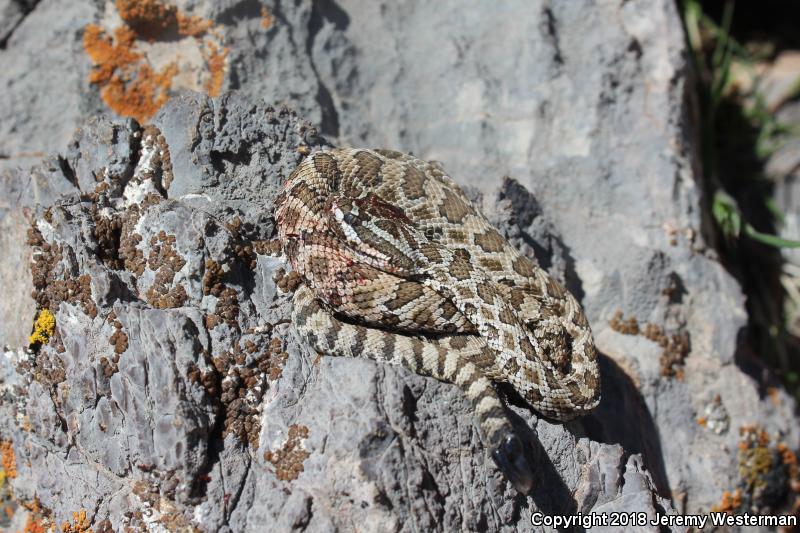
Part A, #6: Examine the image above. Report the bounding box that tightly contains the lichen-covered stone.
[1,0,798,530]
[0,93,678,531]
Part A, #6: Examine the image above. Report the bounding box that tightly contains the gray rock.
[309,0,800,518]
[0,0,36,46]
[0,0,101,174]
[1,0,799,530]
[0,94,676,531]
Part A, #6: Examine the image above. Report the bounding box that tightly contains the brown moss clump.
[204,314,223,330]
[119,208,146,276]
[199,336,289,449]
[92,519,114,533]
[109,324,129,355]
[252,239,283,256]
[641,323,690,379]
[609,310,690,379]
[266,337,289,381]
[217,340,262,448]
[147,283,188,310]
[214,287,240,328]
[202,260,225,297]
[275,269,303,293]
[264,425,310,481]
[92,209,123,269]
[144,231,189,309]
[147,231,185,274]
[28,223,98,319]
[102,312,127,378]
[608,310,639,335]
[136,125,174,191]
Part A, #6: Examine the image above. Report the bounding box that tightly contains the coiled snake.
[275,148,600,492]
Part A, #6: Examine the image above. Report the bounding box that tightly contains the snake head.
[491,433,535,494]
[327,193,424,278]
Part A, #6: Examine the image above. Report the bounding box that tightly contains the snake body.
[275,148,600,492]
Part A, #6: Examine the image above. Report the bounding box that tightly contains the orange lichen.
[712,488,743,514]
[23,512,49,533]
[20,499,53,533]
[61,509,92,533]
[0,441,16,479]
[261,7,273,29]
[103,62,177,125]
[768,386,781,406]
[83,24,177,123]
[778,442,800,485]
[203,41,228,96]
[23,509,50,533]
[84,25,140,83]
[177,12,213,37]
[696,416,707,427]
[732,425,800,522]
[83,0,226,123]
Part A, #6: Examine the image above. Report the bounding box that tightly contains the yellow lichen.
[739,445,775,491]
[28,310,55,347]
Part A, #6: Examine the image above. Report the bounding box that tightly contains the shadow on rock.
[582,353,671,498]
[505,407,578,516]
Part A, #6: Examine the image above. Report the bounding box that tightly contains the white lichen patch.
[34,218,57,243]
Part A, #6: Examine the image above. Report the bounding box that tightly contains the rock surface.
[1,0,799,531]
[1,94,674,532]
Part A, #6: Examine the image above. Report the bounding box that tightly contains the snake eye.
[343,212,356,225]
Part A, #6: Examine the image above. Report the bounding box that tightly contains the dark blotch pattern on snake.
[275,148,601,493]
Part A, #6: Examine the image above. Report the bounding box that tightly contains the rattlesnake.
[275,148,600,492]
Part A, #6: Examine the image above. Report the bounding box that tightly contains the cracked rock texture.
[1,0,799,531]
[2,94,674,532]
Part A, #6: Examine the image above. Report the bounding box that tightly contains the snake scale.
[275,148,600,492]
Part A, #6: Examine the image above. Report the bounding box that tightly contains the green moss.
[739,445,774,491]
